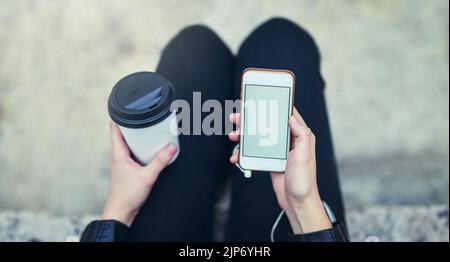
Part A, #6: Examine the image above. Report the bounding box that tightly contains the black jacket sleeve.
[289,222,349,242]
[80,220,348,242]
[80,220,130,242]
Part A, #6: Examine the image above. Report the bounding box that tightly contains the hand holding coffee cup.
[103,72,180,226]
[108,72,180,165]
[102,121,178,226]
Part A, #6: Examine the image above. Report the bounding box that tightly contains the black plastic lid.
[108,72,175,128]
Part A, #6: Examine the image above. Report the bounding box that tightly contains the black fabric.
[289,223,349,242]
[111,17,345,242]
[81,220,130,242]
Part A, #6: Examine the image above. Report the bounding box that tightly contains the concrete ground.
[0,205,447,242]
[0,0,448,241]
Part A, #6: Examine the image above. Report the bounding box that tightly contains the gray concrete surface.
[0,205,447,242]
[0,0,448,241]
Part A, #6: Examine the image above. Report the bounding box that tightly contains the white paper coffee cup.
[108,72,179,165]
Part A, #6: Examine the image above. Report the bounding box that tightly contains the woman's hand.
[102,122,178,226]
[228,109,332,234]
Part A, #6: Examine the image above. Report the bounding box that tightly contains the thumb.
[289,115,311,155]
[143,143,178,181]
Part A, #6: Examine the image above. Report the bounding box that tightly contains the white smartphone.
[239,68,295,172]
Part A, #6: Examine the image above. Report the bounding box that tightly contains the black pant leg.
[226,18,345,241]
[129,25,234,241]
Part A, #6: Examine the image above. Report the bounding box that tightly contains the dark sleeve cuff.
[80,220,130,242]
[289,222,349,242]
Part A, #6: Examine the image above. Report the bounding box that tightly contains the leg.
[129,25,234,241]
[226,18,345,241]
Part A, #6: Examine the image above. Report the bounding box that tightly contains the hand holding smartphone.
[239,68,295,172]
[232,69,333,235]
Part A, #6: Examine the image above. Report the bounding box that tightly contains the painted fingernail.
[167,144,177,155]
[229,130,238,136]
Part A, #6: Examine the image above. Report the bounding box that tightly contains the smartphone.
[239,68,295,172]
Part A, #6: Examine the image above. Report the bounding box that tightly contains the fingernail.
[167,144,177,155]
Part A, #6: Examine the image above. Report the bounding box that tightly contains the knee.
[158,24,232,79]
[238,17,321,65]
[258,17,300,33]
[252,17,316,47]
[165,24,227,53]
[176,25,217,40]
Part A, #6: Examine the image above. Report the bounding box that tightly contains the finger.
[270,171,284,180]
[229,113,241,125]
[110,121,130,159]
[270,172,285,200]
[289,115,308,138]
[292,107,306,126]
[144,143,177,179]
[289,116,312,153]
[229,152,239,164]
[310,131,316,156]
[230,146,240,164]
[228,129,240,142]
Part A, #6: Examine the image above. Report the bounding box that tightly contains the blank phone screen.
[242,84,291,160]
